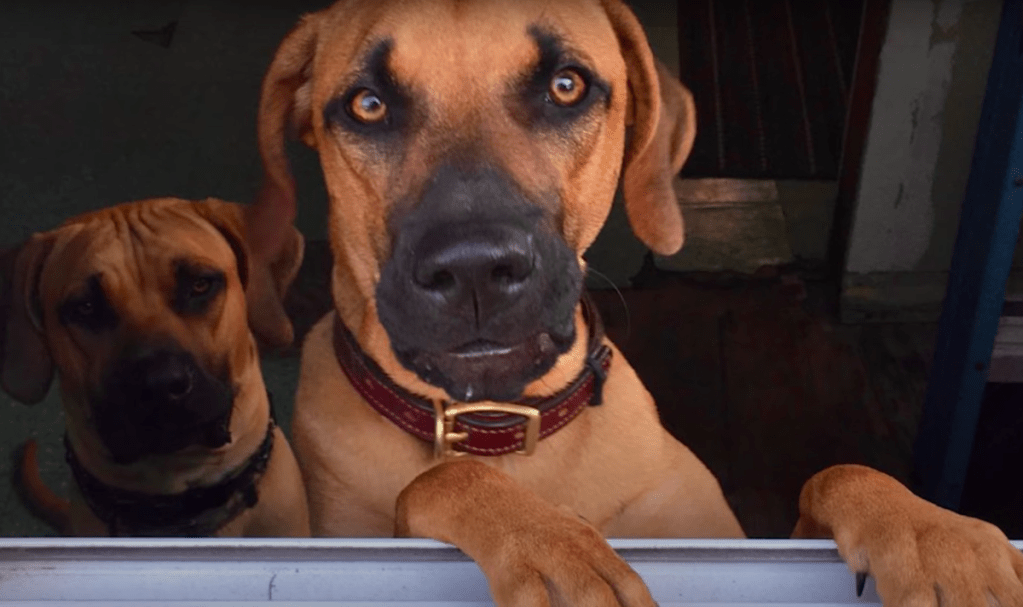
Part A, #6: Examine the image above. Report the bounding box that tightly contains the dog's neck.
[64,391,277,537]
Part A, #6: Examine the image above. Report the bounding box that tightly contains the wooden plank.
[678,0,722,176]
[678,0,860,180]
[745,1,815,178]
[787,1,848,179]
[711,0,764,177]
[655,203,793,274]
[674,177,779,206]
[827,0,866,93]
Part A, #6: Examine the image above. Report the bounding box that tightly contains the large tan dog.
[250,0,1023,604]
[1,198,310,537]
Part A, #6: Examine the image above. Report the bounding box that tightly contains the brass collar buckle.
[432,401,541,459]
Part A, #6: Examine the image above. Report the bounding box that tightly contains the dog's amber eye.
[549,69,587,107]
[76,301,94,316]
[348,89,388,124]
[174,268,224,315]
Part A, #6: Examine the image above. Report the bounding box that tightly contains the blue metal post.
[914,0,1023,510]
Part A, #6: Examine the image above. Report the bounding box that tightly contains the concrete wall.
[841,0,1004,322]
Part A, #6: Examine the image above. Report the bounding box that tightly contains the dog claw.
[855,572,867,597]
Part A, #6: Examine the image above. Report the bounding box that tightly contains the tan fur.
[255,1,1023,604]
[17,439,71,532]
[2,198,309,537]
[792,465,1023,606]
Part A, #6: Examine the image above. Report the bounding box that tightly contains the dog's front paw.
[396,460,656,607]
[470,508,656,607]
[794,464,1023,607]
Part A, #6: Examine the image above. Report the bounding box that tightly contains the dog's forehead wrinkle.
[383,4,546,98]
[349,37,395,87]
[46,224,123,303]
[528,23,576,64]
[50,209,231,321]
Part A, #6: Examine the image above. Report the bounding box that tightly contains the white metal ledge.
[1,538,1019,606]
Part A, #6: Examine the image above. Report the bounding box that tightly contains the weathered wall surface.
[842,0,1003,321]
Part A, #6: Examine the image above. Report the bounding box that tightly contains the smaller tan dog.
[3,198,310,537]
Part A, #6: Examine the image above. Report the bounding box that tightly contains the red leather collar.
[332,295,611,457]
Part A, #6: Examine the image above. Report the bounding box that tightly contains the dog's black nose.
[412,223,535,318]
[127,350,194,402]
[115,348,196,405]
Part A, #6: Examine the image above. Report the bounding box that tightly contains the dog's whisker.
[585,266,631,340]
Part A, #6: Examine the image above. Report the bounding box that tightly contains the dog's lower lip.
[451,340,515,358]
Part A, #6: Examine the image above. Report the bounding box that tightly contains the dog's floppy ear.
[0,235,56,404]
[603,0,696,256]
[248,13,321,280]
[194,199,305,350]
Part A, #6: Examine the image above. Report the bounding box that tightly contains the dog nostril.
[133,354,194,401]
[491,250,534,285]
[166,374,192,400]
[491,263,526,285]
[491,264,513,284]
[420,269,456,292]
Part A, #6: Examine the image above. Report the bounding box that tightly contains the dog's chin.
[97,406,234,466]
[396,330,575,402]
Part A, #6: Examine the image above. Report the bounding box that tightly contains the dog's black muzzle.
[93,346,235,464]
[376,165,583,402]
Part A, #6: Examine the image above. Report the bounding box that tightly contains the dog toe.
[1011,547,1023,582]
